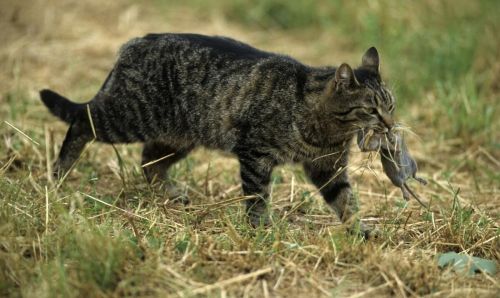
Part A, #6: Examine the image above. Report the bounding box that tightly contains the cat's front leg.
[303,161,372,238]
[237,152,276,227]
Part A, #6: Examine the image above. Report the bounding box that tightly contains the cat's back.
[145,33,275,60]
[118,33,277,64]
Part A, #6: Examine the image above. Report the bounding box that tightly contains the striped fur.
[40,34,396,233]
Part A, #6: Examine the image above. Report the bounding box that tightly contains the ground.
[0,0,498,297]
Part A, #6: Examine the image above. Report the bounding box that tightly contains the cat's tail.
[39,89,85,124]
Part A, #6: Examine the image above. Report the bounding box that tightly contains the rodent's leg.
[400,186,411,201]
[403,183,429,210]
[414,176,428,185]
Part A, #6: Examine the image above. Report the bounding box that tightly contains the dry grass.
[0,0,498,297]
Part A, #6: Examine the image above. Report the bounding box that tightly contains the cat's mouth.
[357,128,397,152]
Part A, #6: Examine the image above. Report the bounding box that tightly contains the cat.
[40,33,396,236]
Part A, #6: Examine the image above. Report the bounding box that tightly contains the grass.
[1,0,499,297]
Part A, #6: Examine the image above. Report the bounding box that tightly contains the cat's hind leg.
[54,119,94,179]
[141,140,193,200]
[141,141,193,183]
[236,150,276,227]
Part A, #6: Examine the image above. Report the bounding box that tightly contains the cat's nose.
[381,113,394,130]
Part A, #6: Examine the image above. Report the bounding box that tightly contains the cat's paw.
[248,212,271,228]
[246,199,270,227]
[143,169,168,185]
[364,227,381,240]
[246,204,270,228]
[163,185,190,205]
[52,161,65,181]
[347,222,379,240]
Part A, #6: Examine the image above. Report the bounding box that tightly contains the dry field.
[0,0,498,297]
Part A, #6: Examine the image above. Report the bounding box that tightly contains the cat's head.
[321,47,396,146]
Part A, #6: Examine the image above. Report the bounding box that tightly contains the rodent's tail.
[39,89,84,123]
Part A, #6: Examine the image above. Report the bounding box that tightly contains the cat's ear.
[334,63,358,88]
[361,47,380,72]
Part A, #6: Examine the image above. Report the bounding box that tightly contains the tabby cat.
[40,33,397,236]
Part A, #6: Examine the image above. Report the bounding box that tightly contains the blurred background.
[0,0,498,296]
